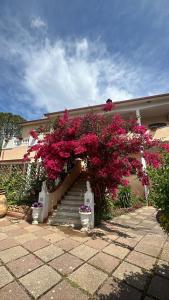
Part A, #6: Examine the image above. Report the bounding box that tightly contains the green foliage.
[115,185,140,208]
[0,171,27,205]
[148,153,169,213]
[101,186,143,221]
[0,112,25,149]
[159,212,169,235]
[25,163,46,200]
[101,194,115,220]
[0,163,46,206]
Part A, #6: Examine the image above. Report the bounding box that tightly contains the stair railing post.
[38,181,49,223]
[84,181,94,229]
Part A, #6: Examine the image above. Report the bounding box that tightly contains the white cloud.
[30,17,47,29]
[21,39,132,111]
[0,18,168,117]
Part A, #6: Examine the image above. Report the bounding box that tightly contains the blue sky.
[0,0,169,120]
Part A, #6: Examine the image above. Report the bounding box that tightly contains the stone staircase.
[48,177,86,227]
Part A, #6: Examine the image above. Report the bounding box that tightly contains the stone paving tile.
[0,266,14,288]
[0,245,28,263]
[105,234,119,241]
[24,225,44,232]
[163,241,169,250]
[0,223,20,232]
[0,281,31,300]
[148,275,169,300]
[70,244,98,261]
[0,232,8,241]
[88,252,120,274]
[0,238,19,251]
[69,263,107,294]
[23,238,50,252]
[49,253,83,275]
[155,259,169,278]
[19,265,61,299]
[35,244,64,262]
[141,233,166,247]
[40,280,89,300]
[135,241,161,257]
[43,232,66,243]
[0,219,11,227]
[103,243,130,259]
[117,236,138,248]
[160,248,169,262]
[17,221,31,228]
[85,238,109,250]
[7,254,43,278]
[14,233,37,244]
[96,277,142,300]
[55,237,80,251]
[113,261,149,290]
[125,250,156,270]
[6,228,27,237]
[70,234,90,243]
[34,229,56,237]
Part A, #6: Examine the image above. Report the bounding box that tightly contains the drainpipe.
[136,109,149,205]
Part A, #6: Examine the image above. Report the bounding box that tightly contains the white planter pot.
[79,212,91,231]
[32,207,42,224]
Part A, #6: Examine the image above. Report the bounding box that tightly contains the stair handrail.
[48,159,83,212]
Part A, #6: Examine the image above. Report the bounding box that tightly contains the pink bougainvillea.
[25,101,167,212]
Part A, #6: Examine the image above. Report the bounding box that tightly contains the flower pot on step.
[31,202,43,224]
[79,211,91,231]
[32,207,42,224]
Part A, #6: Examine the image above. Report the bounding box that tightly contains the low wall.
[48,159,82,212]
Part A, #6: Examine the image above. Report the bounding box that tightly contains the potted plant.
[31,202,43,224]
[79,205,92,231]
[0,189,7,218]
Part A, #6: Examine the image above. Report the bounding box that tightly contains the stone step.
[67,190,84,194]
[53,211,80,218]
[66,193,84,198]
[64,195,84,203]
[72,183,86,187]
[57,205,80,212]
[49,217,81,227]
[61,200,83,206]
[47,177,86,227]
[70,188,85,192]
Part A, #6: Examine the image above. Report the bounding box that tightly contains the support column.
[136,109,149,204]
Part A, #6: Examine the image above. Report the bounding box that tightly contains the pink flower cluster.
[24,100,168,198]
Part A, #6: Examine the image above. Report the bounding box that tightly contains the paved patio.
[0,206,169,300]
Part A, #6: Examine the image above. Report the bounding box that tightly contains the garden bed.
[7,205,32,221]
[156,210,169,234]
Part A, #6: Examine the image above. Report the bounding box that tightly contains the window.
[22,138,29,145]
[14,139,21,146]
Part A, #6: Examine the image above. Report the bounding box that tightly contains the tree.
[0,112,26,149]
[24,102,165,221]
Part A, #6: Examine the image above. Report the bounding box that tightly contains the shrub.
[101,186,143,221]
[159,212,169,235]
[115,185,142,208]
[101,194,115,220]
[116,185,132,208]
[0,171,27,205]
[0,163,46,206]
[148,153,169,213]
